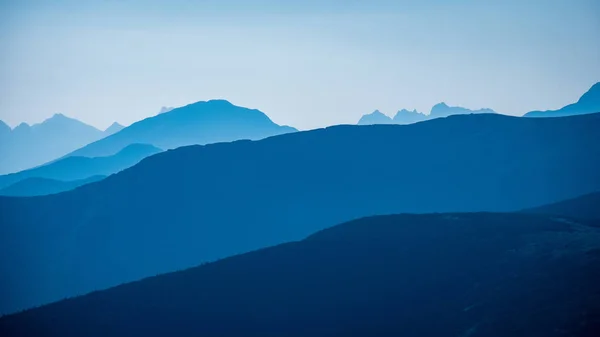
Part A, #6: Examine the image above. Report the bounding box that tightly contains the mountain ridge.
[0,112,598,315]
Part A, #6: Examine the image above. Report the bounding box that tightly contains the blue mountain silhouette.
[357,110,394,125]
[64,99,297,158]
[357,104,496,125]
[104,122,125,136]
[0,114,110,174]
[525,82,600,117]
[522,191,600,220]
[0,143,161,190]
[2,207,599,336]
[0,112,598,314]
[392,108,428,124]
[0,175,106,197]
[429,102,497,118]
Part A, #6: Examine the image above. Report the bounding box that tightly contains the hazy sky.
[1,0,599,130]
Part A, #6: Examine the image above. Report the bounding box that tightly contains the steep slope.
[0,143,161,190]
[0,113,599,314]
[525,82,600,117]
[0,114,106,174]
[65,99,297,158]
[357,110,393,125]
[0,175,106,197]
[429,102,497,119]
[2,212,599,337]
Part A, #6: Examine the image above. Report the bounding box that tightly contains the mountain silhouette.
[0,143,161,190]
[0,175,106,197]
[64,100,297,158]
[104,122,125,136]
[429,102,497,118]
[357,110,393,125]
[2,211,598,337]
[158,106,174,114]
[357,104,495,125]
[525,82,600,117]
[0,112,598,314]
[392,108,428,124]
[522,191,600,220]
[0,114,108,174]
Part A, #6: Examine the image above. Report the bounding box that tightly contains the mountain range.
[0,175,106,197]
[357,103,497,125]
[1,192,598,336]
[1,112,599,315]
[525,82,600,117]
[64,99,297,158]
[0,114,123,174]
[0,143,161,194]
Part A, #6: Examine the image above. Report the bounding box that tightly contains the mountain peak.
[104,122,125,135]
[357,110,393,125]
[577,81,600,105]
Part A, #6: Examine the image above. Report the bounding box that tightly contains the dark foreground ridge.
[2,212,599,337]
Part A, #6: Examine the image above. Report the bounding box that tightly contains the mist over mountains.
[64,99,297,158]
[0,114,112,174]
[525,82,600,117]
[1,112,599,315]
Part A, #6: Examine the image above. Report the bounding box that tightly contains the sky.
[0,0,599,131]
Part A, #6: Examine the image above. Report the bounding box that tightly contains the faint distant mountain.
[429,102,497,119]
[0,114,107,174]
[0,120,10,135]
[104,122,125,136]
[525,82,600,117]
[159,106,174,114]
[65,100,297,158]
[392,109,428,124]
[522,191,600,220]
[1,113,599,314]
[357,110,393,125]
[0,143,161,190]
[3,211,599,336]
[0,175,106,197]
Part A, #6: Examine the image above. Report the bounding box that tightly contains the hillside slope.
[1,113,599,314]
[2,212,599,337]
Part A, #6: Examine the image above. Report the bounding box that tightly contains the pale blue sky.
[1,0,599,130]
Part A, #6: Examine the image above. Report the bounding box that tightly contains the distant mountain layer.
[65,99,297,158]
[1,112,599,315]
[393,109,428,124]
[0,175,106,197]
[522,191,600,220]
[357,103,496,125]
[2,211,599,336]
[357,110,393,125]
[0,115,124,174]
[104,122,125,135]
[0,143,161,190]
[525,82,600,117]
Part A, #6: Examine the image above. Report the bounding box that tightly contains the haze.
[1,0,599,130]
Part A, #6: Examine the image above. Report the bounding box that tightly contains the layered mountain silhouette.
[357,104,496,125]
[392,108,428,124]
[429,102,496,118]
[64,100,297,158]
[104,122,125,135]
[0,175,106,197]
[523,191,600,220]
[1,113,599,314]
[525,82,600,117]
[357,110,393,125]
[0,114,125,174]
[2,208,599,336]
[0,143,161,191]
